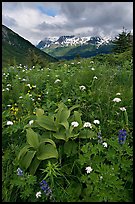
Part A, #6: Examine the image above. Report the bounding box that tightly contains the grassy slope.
[2,25,57,67]
[43,43,114,60]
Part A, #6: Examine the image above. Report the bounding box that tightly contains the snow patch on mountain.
[36,35,112,49]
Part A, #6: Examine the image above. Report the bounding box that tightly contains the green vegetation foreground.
[2,50,133,202]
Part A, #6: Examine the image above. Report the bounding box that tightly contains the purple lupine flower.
[97,132,102,143]
[17,167,23,176]
[118,129,127,144]
[39,180,52,197]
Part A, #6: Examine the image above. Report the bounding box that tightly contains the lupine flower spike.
[118,129,127,144]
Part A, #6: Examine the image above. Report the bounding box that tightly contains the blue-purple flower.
[39,180,52,197]
[97,132,102,143]
[118,129,127,144]
[17,167,23,176]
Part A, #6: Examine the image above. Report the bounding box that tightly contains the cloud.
[2,2,133,45]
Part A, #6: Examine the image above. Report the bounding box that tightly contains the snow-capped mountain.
[36,35,112,49]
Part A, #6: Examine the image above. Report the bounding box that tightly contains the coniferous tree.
[112,27,133,54]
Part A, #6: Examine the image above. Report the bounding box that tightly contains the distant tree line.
[112,27,133,54]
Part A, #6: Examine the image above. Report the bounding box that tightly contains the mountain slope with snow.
[36,35,114,60]
[36,35,112,49]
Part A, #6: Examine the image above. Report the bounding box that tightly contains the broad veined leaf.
[39,138,56,148]
[36,108,44,117]
[56,103,70,124]
[36,115,57,131]
[59,121,69,130]
[20,150,36,170]
[69,104,80,112]
[26,128,39,148]
[37,143,58,160]
[79,129,97,139]
[53,132,67,141]
[18,145,30,160]
[73,111,82,127]
[29,156,41,175]
[64,140,78,157]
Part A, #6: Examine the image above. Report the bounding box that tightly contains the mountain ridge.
[2,24,58,67]
[36,35,114,60]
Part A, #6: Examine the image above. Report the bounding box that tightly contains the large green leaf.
[64,141,78,157]
[29,156,41,175]
[53,132,67,141]
[37,143,58,160]
[26,128,39,148]
[40,138,56,148]
[69,104,80,112]
[36,115,57,131]
[18,145,30,160]
[56,103,70,125]
[20,150,36,170]
[79,129,97,139]
[59,121,69,130]
[73,111,82,127]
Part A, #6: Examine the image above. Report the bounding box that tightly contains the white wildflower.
[36,191,41,198]
[79,85,86,91]
[113,98,121,102]
[22,78,27,81]
[83,122,92,128]
[93,120,100,124]
[116,93,121,95]
[93,76,98,80]
[7,84,11,87]
[19,96,23,99]
[32,85,36,88]
[91,67,95,70]
[90,61,94,64]
[85,166,93,174]
[7,105,12,107]
[120,107,126,111]
[7,121,13,125]
[29,120,34,125]
[71,121,79,127]
[26,84,31,87]
[54,79,61,83]
[6,88,9,91]
[100,176,103,180]
[102,142,108,148]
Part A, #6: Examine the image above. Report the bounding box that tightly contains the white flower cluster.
[112,98,121,102]
[7,121,13,125]
[85,166,93,174]
[93,76,98,80]
[91,67,95,71]
[36,191,41,198]
[71,121,79,127]
[120,107,126,111]
[93,120,100,124]
[116,93,121,95]
[102,142,107,148]
[29,120,34,125]
[83,122,92,128]
[79,85,86,91]
[54,79,61,83]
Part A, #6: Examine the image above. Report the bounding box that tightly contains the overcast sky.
[2,2,133,45]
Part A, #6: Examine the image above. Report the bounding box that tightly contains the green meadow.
[2,51,133,202]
